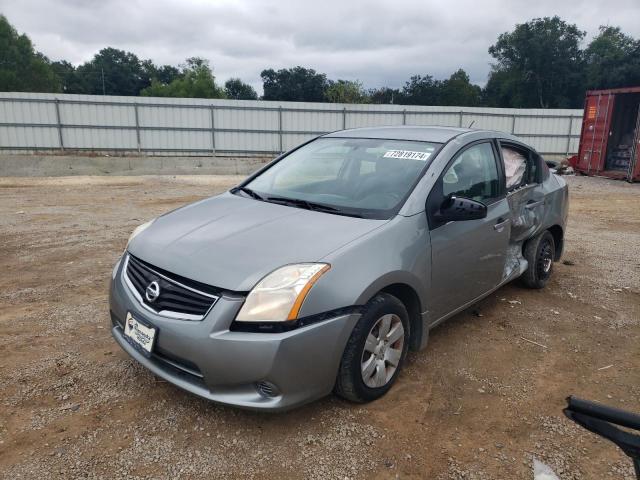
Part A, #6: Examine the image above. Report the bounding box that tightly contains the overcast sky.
[2,0,640,92]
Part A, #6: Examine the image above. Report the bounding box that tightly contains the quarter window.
[442,143,500,202]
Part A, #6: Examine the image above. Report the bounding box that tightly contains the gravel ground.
[0,174,639,479]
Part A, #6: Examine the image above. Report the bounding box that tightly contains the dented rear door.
[498,143,546,280]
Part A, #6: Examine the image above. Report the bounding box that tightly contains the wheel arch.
[356,274,426,352]
[547,224,564,260]
[378,283,425,352]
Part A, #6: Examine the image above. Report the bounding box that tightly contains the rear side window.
[502,147,527,189]
[501,144,541,190]
[442,142,500,202]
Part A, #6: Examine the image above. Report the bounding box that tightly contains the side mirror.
[435,195,487,222]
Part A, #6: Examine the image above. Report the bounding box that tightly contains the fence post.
[54,99,64,151]
[510,114,516,134]
[565,116,574,156]
[278,106,283,153]
[458,110,464,128]
[134,104,141,153]
[342,107,347,129]
[402,109,407,126]
[210,105,216,156]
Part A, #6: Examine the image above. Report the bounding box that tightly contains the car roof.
[323,125,475,143]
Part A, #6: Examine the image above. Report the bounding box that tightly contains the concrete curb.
[0,155,272,177]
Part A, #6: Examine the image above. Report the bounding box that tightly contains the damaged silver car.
[109,126,569,410]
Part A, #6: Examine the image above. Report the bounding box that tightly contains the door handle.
[525,200,545,209]
[494,218,510,231]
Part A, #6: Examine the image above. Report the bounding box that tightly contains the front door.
[426,141,511,323]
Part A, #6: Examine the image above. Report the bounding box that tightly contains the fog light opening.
[256,381,280,398]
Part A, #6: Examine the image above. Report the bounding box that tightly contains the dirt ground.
[1,174,639,480]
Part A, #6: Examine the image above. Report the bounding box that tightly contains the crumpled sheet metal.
[503,186,544,280]
[507,187,542,243]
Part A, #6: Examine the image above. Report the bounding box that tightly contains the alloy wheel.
[361,313,405,388]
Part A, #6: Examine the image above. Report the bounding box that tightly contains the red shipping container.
[575,86,640,182]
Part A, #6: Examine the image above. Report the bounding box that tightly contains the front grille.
[124,254,219,320]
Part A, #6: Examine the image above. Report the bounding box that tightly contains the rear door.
[498,142,546,239]
[577,93,615,174]
[498,142,547,277]
[426,140,511,323]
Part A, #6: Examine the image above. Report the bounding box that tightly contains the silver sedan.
[109,126,569,410]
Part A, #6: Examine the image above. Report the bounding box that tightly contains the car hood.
[127,192,387,292]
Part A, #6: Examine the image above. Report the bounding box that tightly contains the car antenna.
[468,120,475,128]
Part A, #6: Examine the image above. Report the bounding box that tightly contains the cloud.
[3,0,640,92]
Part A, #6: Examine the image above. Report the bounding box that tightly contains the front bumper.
[109,255,360,411]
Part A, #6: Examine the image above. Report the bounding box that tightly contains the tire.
[335,293,410,403]
[521,230,556,289]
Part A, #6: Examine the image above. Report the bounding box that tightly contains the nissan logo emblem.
[145,281,160,302]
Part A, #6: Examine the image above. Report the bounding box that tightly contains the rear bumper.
[109,255,360,411]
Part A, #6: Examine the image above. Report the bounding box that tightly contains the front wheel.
[335,293,410,403]
[521,230,556,289]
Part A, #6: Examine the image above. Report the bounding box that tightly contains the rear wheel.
[521,230,556,289]
[335,293,409,403]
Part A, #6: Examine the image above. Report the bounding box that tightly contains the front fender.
[353,270,426,308]
[298,214,430,320]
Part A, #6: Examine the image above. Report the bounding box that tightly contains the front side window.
[442,142,500,203]
[242,137,440,218]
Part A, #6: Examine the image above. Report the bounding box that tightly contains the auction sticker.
[383,150,431,161]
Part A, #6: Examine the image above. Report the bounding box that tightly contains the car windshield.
[239,137,440,219]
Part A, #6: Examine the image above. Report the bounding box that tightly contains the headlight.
[235,263,330,322]
[126,219,154,248]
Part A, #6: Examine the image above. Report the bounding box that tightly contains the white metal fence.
[0,93,584,159]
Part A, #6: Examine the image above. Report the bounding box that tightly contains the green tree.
[368,87,400,104]
[0,15,59,92]
[585,26,640,89]
[440,69,482,106]
[398,75,441,105]
[50,60,87,93]
[142,61,181,86]
[75,47,151,96]
[481,68,519,107]
[486,16,585,108]
[325,80,368,103]
[224,78,258,100]
[141,58,225,98]
[261,66,328,102]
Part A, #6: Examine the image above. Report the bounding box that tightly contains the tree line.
[1,14,639,108]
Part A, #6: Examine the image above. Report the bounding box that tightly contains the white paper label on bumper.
[383,150,431,161]
[124,313,156,353]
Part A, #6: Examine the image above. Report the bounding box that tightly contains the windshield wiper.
[266,195,328,210]
[265,196,363,218]
[233,186,265,201]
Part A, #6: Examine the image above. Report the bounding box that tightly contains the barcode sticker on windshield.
[383,150,431,161]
